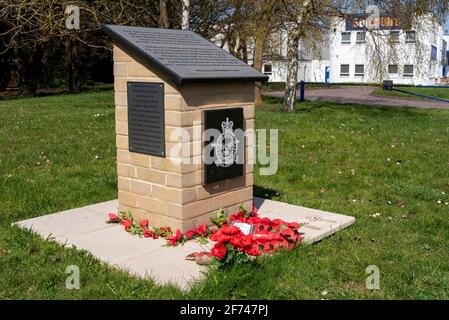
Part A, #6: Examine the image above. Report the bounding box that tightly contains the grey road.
[264,86,449,110]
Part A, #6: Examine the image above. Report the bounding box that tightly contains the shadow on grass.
[253,185,280,200]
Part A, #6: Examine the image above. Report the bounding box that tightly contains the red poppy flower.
[230,210,247,222]
[211,243,227,260]
[122,219,133,231]
[195,224,207,236]
[185,229,196,240]
[167,229,184,246]
[217,234,233,244]
[288,222,300,231]
[139,219,149,229]
[221,225,243,236]
[108,213,119,220]
[254,223,269,234]
[167,237,177,246]
[260,217,275,226]
[209,231,220,242]
[211,225,244,244]
[281,228,295,239]
[245,245,262,257]
[143,229,154,238]
[108,213,120,223]
[230,235,252,250]
[247,216,262,225]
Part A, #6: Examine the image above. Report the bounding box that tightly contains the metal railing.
[382,80,449,103]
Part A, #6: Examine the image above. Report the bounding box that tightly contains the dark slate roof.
[103,24,268,85]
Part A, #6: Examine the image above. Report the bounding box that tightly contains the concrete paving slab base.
[15,198,355,290]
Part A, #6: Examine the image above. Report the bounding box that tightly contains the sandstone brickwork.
[114,45,254,231]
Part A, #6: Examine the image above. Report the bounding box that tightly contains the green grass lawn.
[372,86,449,101]
[1,92,449,299]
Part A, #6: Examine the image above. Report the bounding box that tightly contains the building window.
[356,32,366,43]
[390,31,400,43]
[340,64,350,77]
[442,40,448,65]
[388,65,398,74]
[355,64,365,77]
[431,45,437,60]
[341,32,351,44]
[263,64,273,75]
[403,65,414,77]
[405,31,416,43]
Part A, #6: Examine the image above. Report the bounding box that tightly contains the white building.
[261,29,330,83]
[213,27,330,83]
[261,15,449,86]
[328,16,447,85]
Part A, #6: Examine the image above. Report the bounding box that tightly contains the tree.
[0,0,162,94]
[0,20,14,90]
[282,0,314,112]
[181,0,190,30]
[189,0,234,40]
[251,0,282,106]
[215,0,283,106]
[281,0,333,112]
[159,0,170,28]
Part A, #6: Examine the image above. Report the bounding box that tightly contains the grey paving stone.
[253,197,289,214]
[64,225,168,265]
[14,207,115,241]
[116,240,211,290]
[83,200,118,215]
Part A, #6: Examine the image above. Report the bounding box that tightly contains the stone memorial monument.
[103,25,268,231]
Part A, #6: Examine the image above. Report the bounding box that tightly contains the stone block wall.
[113,45,254,231]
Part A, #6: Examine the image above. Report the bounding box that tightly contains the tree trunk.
[17,47,41,96]
[283,30,300,112]
[253,29,267,106]
[181,0,190,30]
[228,33,237,57]
[241,37,248,64]
[282,0,311,112]
[159,0,170,29]
[67,37,80,93]
[252,0,276,106]
[68,39,74,93]
[0,49,13,90]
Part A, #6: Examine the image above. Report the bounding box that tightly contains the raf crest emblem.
[212,118,239,167]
